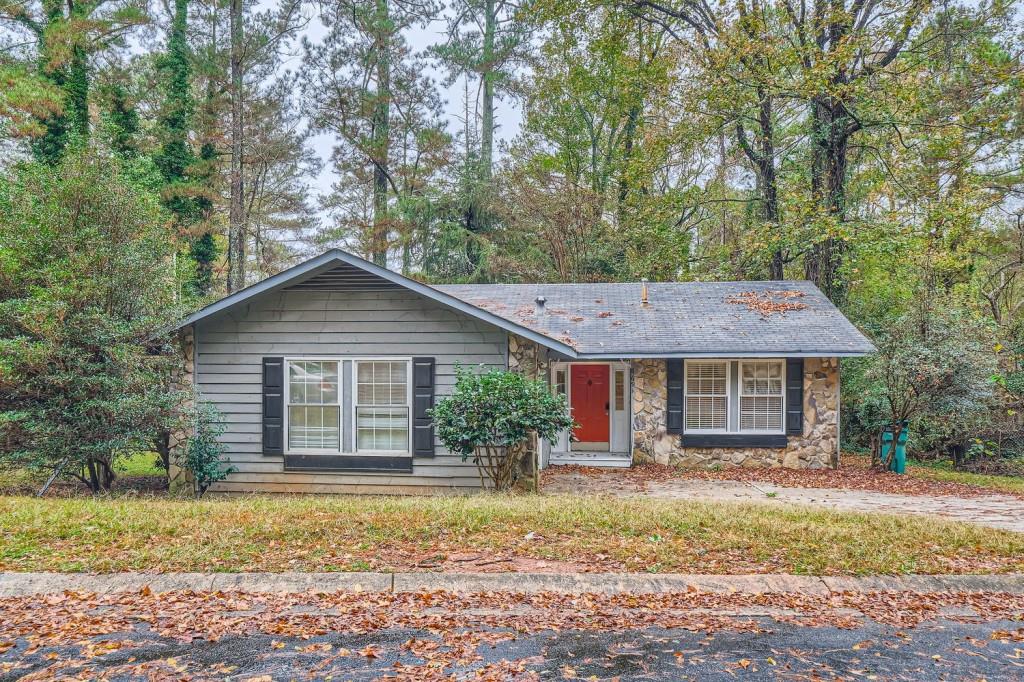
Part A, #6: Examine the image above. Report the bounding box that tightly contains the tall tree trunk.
[370,0,391,266]
[616,103,640,223]
[757,91,782,280]
[33,0,88,163]
[804,97,852,301]
[191,1,219,295]
[480,0,495,184]
[227,0,246,292]
[736,88,782,279]
[67,42,89,142]
[617,19,648,223]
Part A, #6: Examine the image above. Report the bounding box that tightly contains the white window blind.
[356,361,410,451]
[740,361,784,431]
[287,360,341,450]
[685,361,727,430]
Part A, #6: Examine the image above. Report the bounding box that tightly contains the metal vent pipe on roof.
[640,279,649,307]
[535,295,546,313]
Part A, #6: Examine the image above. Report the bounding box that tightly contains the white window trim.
[683,360,731,434]
[352,358,413,455]
[282,356,413,456]
[737,359,786,434]
[682,359,787,435]
[283,357,343,455]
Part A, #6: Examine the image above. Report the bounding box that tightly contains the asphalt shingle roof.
[434,280,875,358]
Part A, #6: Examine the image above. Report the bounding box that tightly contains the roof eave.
[571,349,875,359]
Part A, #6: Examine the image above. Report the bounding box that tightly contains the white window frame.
[282,356,413,456]
[683,360,731,434]
[283,358,343,455]
[352,358,413,455]
[737,359,786,434]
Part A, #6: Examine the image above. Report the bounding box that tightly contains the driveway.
[543,468,1024,534]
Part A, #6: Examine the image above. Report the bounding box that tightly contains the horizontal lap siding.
[195,289,507,494]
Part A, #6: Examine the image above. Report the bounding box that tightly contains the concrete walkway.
[545,472,1024,533]
[1,571,1022,597]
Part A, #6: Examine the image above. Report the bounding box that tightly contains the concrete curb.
[2,572,1023,598]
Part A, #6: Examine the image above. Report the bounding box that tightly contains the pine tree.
[1,0,148,163]
[154,0,218,296]
[303,0,443,266]
[429,0,531,247]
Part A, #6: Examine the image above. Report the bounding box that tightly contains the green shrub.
[431,366,574,491]
[0,149,188,493]
[846,305,996,467]
[178,401,235,498]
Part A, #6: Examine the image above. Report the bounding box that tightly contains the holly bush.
[431,366,573,490]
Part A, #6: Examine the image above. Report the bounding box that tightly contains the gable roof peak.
[174,248,580,357]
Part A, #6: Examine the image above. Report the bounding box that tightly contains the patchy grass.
[907,459,1024,496]
[112,452,165,477]
[0,493,1021,576]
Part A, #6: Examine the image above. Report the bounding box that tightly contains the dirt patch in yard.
[0,475,167,498]
[543,457,1024,501]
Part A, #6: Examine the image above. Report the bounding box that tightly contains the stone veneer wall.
[167,327,195,493]
[632,357,839,469]
[508,333,550,381]
[508,334,840,470]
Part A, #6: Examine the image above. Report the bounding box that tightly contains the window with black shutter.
[785,358,804,435]
[666,359,683,434]
[412,357,436,457]
[262,357,284,455]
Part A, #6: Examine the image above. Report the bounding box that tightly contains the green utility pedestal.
[881,423,909,474]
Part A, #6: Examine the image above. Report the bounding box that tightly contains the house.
[174,249,874,494]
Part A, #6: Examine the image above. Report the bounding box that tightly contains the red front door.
[570,364,610,443]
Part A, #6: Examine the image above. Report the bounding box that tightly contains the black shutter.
[666,359,683,434]
[412,357,436,457]
[786,358,804,435]
[262,357,284,455]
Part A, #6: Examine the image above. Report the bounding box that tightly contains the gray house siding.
[194,288,508,494]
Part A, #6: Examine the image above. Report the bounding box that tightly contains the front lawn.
[1,493,1021,576]
[907,459,1024,496]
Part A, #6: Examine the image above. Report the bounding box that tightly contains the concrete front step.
[549,451,632,468]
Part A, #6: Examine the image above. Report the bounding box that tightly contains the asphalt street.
[3,616,1023,680]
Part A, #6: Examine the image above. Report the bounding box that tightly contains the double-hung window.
[683,359,786,434]
[739,361,784,431]
[284,358,411,454]
[684,362,728,431]
[356,361,410,452]
[287,360,341,450]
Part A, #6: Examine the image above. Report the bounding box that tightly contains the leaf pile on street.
[1,587,1023,680]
